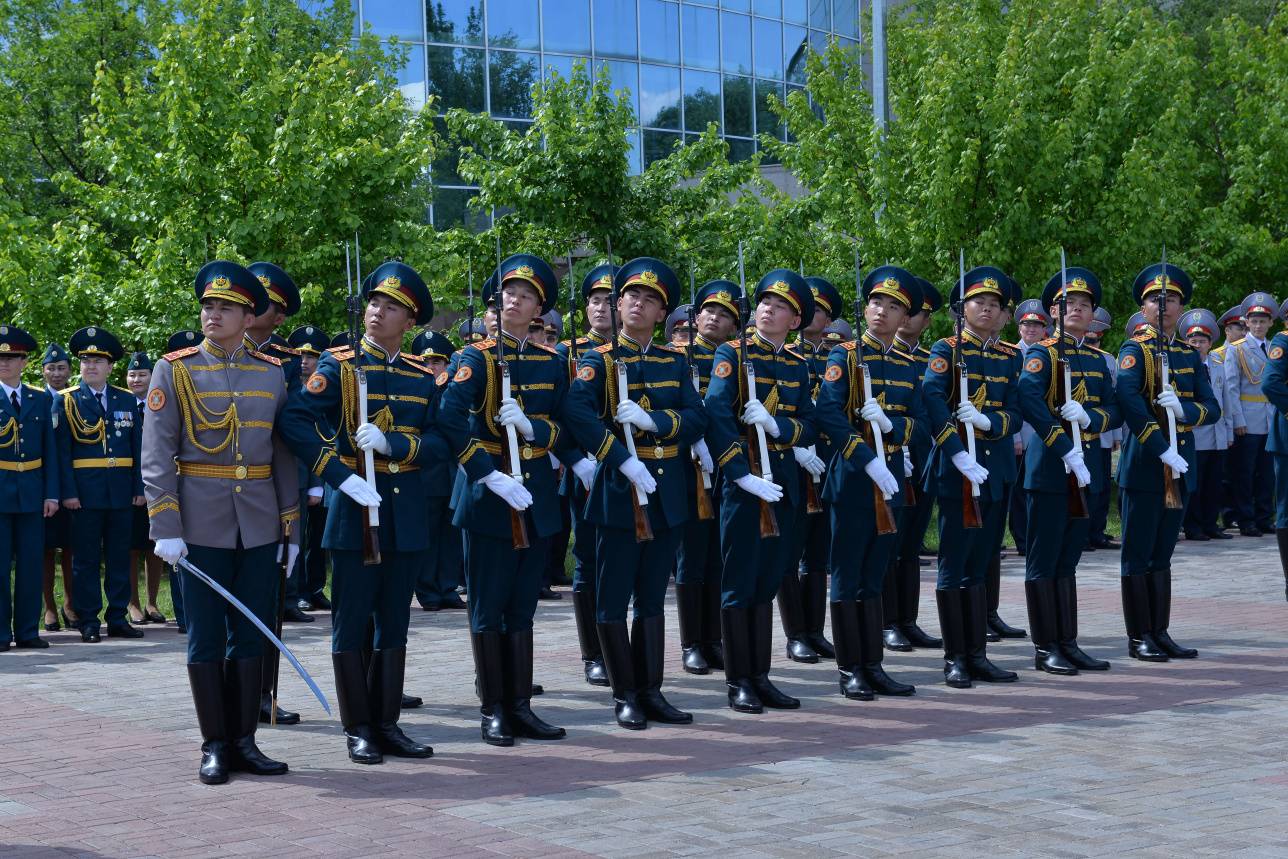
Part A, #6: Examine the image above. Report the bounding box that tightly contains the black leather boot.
[899,556,941,648]
[1024,580,1078,675]
[470,631,513,746]
[1147,570,1197,659]
[801,570,835,659]
[572,587,609,686]
[504,629,566,740]
[258,650,300,725]
[333,650,383,764]
[830,601,872,700]
[370,648,433,757]
[632,615,692,724]
[598,620,647,729]
[1278,529,1288,602]
[935,589,970,688]
[859,599,915,695]
[986,554,1026,640]
[963,585,1017,682]
[751,602,799,709]
[701,577,725,670]
[1121,575,1168,662]
[675,582,710,675]
[226,657,288,776]
[882,560,913,652]
[188,661,230,784]
[776,573,818,663]
[1056,577,1109,670]
[721,606,762,713]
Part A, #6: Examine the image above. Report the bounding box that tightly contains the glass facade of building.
[351,0,861,226]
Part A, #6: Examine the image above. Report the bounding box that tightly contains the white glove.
[354,422,391,455]
[339,473,382,507]
[548,451,561,470]
[154,537,188,566]
[497,397,534,440]
[692,438,714,474]
[1062,450,1091,487]
[950,450,989,486]
[619,456,658,495]
[481,469,533,510]
[572,456,597,491]
[903,453,914,478]
[735,473,783,502]
[793,445,826,477]
[955,402,992,432]
[741,400,781,437]
[860,398,894,434]
[1159,447,1190,475]
[864,458,899,497]
[307,485,324,499]
[1155,385,1184,420]
[616,400,658,433]
[1060,400,1092,429]
[284,543,301,574]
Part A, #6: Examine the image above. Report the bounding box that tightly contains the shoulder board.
[529,341,557,355]
[653,342,682,355]
[469,339,496,352]
[271,343,301,356]
[840,341,858,352]
[248,348,282,367]
[941,336,959,347]
[1038,336,1059,347]
[23,383,46,397]
[1211,344,1227,355]
[164,346,200,362]
[1090,345,1110,356]
[110,384,132,395]
[326,346,355,360]
[993,341,1017,355]
[1131,333,1152,344]
[58,386,77,395]
[402,351,427,362]
[593,343,613,355]
[1231,337,1246,346]
[1000,340,1020,349]
[727,338,747,350]
[399,354,435,375]
[783,345,804,360]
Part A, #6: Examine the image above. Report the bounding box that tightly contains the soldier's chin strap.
[176,556,331,716]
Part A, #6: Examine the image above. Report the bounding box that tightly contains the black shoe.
[806,632,836,661]
[572,588,609,685]
[703,641,725,671]
[801,571,834,660]
[1026,580,1077,676]
[882,625,913,652]
[370,648,434,757]
[1146,571,1198,659]
[1205,529,1233,540]
[1184,531,1210,542]
[1153,630,1198,659]
[471,631,514,746]
[964,586,1017,682]
[721,606,762,713]
[584,658,610,685]
[283,606,314,623]
[599,620,647,729]
[258,694,300,725]
[199,740,230,784]
[107,623,144,639]
[632,615,692,724]
[638,689,692,724]
[1128,635,1170,661]
[857,601,915,696]
[1054,578,1110,671]
[16,637,49,649]
[225,657,289,775]
[346,724,385,764]
[681,645,709,675]
[1121,575,1168,661]
[401,693,423,709]
[751,675,800,708]
[80,628,101,643]
[830,601,873,701]
[839,668,874,700]
[751,602,799,707]
[726,679,764,713]
[777,574,817,663]
[986,611,1027,640]
[537,586,562,600]
[311,594,333,611]
[1240,525,1264,537]
[902,623,942,649]
[935,589,971,688]
[332,651,383,764]
[418,601,441,611]
[1034,646,1078,675]
[440,594,467,610]
[675,582,709,675]
[230,736,289,775]
[785,636,819,663]
[503,630,565,740]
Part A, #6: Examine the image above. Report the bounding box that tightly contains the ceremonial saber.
[177,556,331,715]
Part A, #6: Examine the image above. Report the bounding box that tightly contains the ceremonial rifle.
[1156,246,1183,510]
[799,258,823,515]
[494,229,530,548]
[346,239,381,564]
[687,263,714,521]
[737,242,779,537]
[606,237,653,542]
[1056,248,1089,518]
[854,249,897,536]
[952,249,983,529]
[269,520,291,725]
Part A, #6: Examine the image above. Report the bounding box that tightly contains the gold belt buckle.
[654,445,664,460]
[522,445,533,460]
[108,457,117,467]
[388,462,400,474]
[234,465,248,480]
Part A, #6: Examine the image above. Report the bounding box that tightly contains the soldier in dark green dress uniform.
[564,257,708,730]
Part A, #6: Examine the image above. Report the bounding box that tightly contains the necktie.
[1261,342,1268,357]
[96,391,105,413]
[10,391,19,413]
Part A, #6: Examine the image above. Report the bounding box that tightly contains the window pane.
[542,0,590,52]
[639,63,681,129]
[727,137,754,163]
[681,5,718,71]
[683,69,720,132]
[639,0,679,64]
[542,53,578,83]
[433,187,479,229]
[362,0,423,40]
[721,12,751,74]
[784,24,807,83]
[755,78,782,141]
[394,43,427,110]
[489,50,540,118]
[593,0,637,59]
[809,28,830,56]
[723,74,752,137]
[626,129,642,175]
[833,0,857,39]
[807,0,828,31]
[595,59,640,120]
[753,17,780,79]
[753,0,779,16]
[488,0,539,48]
[643,129,682,166]
[426,0,481,44]
[782,0,805,24]
[721,0,749,12]
[427,45,486,111]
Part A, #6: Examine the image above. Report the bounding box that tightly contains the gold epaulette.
[164,346,200,362]
[328,346,355,360]
[1039,336,1060,347]
[1132,333,1153,343]
[530,340,557,355]
[994,341,1017,356]
[111,384,132,396]
[593,342,612,354]
[942,336,959,347]
[784,345,805,360]
[271,343,301,356]
[400,354,435,375]
[840,341,859,352]
[1230,337,1246,346]
[653,342,682,355]
[470,338,496,352]
[248,348,281,367]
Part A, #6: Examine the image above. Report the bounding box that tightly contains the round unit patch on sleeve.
[305,373,328,394]
[713,361,733,379]
[453,365,473,383]
[577,365,596,382]
[147,388,166,411]
[1271,346,1284,360]
[436,371,449,386]
[1024,357,1044,373]
[928,356,949,374]
[824,364,843,382]
[1119,354,1137,371]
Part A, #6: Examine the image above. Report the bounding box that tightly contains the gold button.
[983,450,991,456]
[234,465,248,480]
[393,487,400,494]
[524,472,531,479]
[236,453,244,461]
[234,485,242,493]
[388,462,400,474]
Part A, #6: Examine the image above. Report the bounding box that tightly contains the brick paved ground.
[2,536,1286,858]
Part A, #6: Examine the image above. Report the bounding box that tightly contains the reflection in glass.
[640,63,682,130]
[784,24,807,83]
[782,0,806,24]
[753,17,781,79]
[542,0,590,53]
[542,53,577,83]
[721,12,751,74]
[807,0,828,31]
[593,0,638,59]
[727,136,754,163]
[640,0,680,65]
[394,43,427,110]
[681,4,718,71]
[595,59,640,119]
[720,0,749,12]
[626,129,642,175]
[753,0,779,17]
[426,0,482,44]
[432,187,480,229]
[683,69,721,133]
[723,73,752,137]
[490,50,540,118]
[755,78,783,141]
[488,0,540,49]
[362,0,424,40]
[832,0,858,39]
[431,116,464,184]
[427,45,486,111]
[643,129,683,166]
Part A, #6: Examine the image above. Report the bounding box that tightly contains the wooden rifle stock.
[804,468,823,515]
[745,428,780,537]
[902,445,918,506]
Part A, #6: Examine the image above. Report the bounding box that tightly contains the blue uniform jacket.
[281,340,449,552]
[0,384,59,513]
[1262,332,1288,456]
[564,333,708,530]
[921,329,1022,503]
[54,382,143,509]
[554,331,609,500]
[894,337,933,480]
[1017,333,1122,494]
[1114,328,1221,493]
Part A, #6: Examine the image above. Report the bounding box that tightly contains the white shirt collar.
[1,381,21,403]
